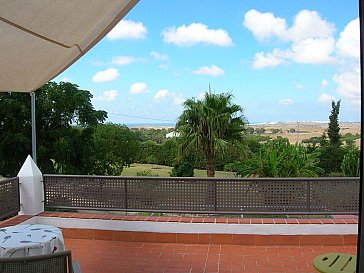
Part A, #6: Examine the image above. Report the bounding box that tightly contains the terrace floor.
[65,238,357,273]
[0,213,358,273]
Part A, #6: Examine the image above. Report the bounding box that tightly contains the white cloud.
[333,69,360,104]
[336,18,359,59]
[321,79,329,89]
[244,9,287,41]
[244,9,334,42]
[192,65,225,76]
[245,9,337,68]
[92,68,120,82]
[93,90,118,101]
[129,82,149,94]
[290,37,335,64]
[112,56,137,66]
[253,49,286,69]
[107,20,147,40]
[150,51,169,61]
[154,89,185,105]
[283,10,335,42]
[162,23,233,46]
[318,93,336,103]
[278,98,294,105]
[154,89,170,100]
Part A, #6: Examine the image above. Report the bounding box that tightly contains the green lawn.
[121,163,236,178]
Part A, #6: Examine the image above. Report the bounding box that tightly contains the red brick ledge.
[37,211,358,225]
[0,215,33,228]
[0,213,358,246]
[61,228,357,246]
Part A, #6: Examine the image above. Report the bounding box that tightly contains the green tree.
[318,100,346,175]
[170,155,195,177]
[0,82,107,176]
[36,82,107,174]
[92,123,140,175]
[255,128,265,134]
[176,90,247,177]
[235,138,323,177]
[327,100,341,147]
[319,145,346,175]
[341,147,360,177]
[0,92,32,176]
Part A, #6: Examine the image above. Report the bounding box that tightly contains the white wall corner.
[17,155,44,215]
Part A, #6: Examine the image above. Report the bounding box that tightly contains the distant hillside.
[250,122,360,144]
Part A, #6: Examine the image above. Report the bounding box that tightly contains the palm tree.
[176,89,247,177]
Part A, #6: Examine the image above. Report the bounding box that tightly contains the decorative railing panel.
[43,175,359,215]
[44,176,126,210]
[0,177,20,219]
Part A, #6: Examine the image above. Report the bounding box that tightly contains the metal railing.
[43,175,360,215]
[0,177,20,220]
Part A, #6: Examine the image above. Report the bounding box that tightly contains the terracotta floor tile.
[64,238,357,273]
[2,214,360,273]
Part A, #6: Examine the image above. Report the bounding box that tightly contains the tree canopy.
[176,90,247,177]
[0,82,107,176]
[327,100,341,147]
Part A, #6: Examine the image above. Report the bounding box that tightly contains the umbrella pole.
[30,92,36,164]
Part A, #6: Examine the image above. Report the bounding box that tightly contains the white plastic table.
[0,224,65,258]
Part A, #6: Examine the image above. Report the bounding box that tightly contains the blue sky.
[56,0,360,125]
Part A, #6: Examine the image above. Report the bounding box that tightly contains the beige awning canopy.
[0,0,139,92]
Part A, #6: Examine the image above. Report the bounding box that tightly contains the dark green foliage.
[245,136,262,154]
[137,140,159,163]
[131,128,173,144]
[234,138,323,177]
[318,145,346,175]
[341,147,360,177]
[91,123,140,175]
[0,82,107,176]
[327,100,341,147]
[271,129,280,134]
[215,142,248,171]
[255,128,265,134]
[136,137,180,167]
[176,89,247,177]
[157,138,179,166]
[36,82,107,174]
[341,133,360,147]
[0,92,32,176]
[302,136,324,152]
[170,155,195,177]
[246,127,254,134]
